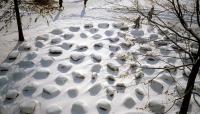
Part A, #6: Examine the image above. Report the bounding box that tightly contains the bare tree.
[107,0,200,113]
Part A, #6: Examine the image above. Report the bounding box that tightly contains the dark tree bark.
[14,0,24,41]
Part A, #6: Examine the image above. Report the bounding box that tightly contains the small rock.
[112,23,124,29]
[88,83,102,95]
[148,99,165,113]
[40,56,54,67]
[120,42,132,49]
[46,105,62,114]
[6,90,19,100]
[67,88,79,98]
[61,42,73,50]
[0,63,9,73]
[89,28,99,34]
[33,68,50,79]
[120,26,129,31]
[150,80,164,94]
[91,54,102,62]
[135,71,144,79]
[154,40,168,47]
[116,83,126,90]
[72,71,85,80]
[55,75,68,85]
[117,32,126,38]
[25,51,37,60]
[20,100,38,114]
[18,60,34,68]
[123,97,135,108]
[92,34,102,39]
[69,27,80,32]
[109,45,120,52]
[11,70,26,81]
[71,101,88,114]
[0,76,9,86]
[149,34,158,41]
[135,88,144,97]
[98,23,109,29]
[8,51,19,60]
[19,42,31,51]
[70,54,85,62]
[107,63,119,72]
[23,82,39,94]
[51,38,62,44]
[35,40,44,48]
[93,43,103,50]
[57,63,72,73]
[80,33,88,38]
[62,34,74,40]
[106,87,115,97]
[105,30,114,36]
[42,85,60,97]
[106,75,115,84]
[84,24,93,29]
[75,45,88,52]
[51,29,63,35]
[36,34,49,41]
[96,99,111,112]
[107,37,119,43]
[49,47,63,55]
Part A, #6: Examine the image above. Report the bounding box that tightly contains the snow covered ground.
[0,0,200,114]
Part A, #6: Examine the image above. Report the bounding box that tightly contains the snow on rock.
[19,100,38,114]
[98,23,109,29]
[106,75,115,84]
[75,45,88,52]
[33,68,50,79]
[0,76,9,86]
[91,54,102,62]
[148,99,165,113]
[5,90,19,100]
[7,51,19,61]
[49,47,63,55]
[80,33,88,38]
[69,26,80,32]
[46,104,62,114]
[55,75,68,85]
[70,53,85,63]
[96,99,111,112]
[72,71,85,81]
[89,28,99,34]
[18,42,31,51]
[51,37,62,44]
[67,87,79,98]
[50,29,63,35]
[35,40,45,48]
[106,87,115,97]
[93,42,104,50]
[150,80,164,94]
[36,34,49,41]
[123,96,136,109]
[112,23,124,29]
[61,42,73,50]
[71,101,88,114]
[57,63,72,73]
[40,56,54,67]
[62,33,74,40]
[109,44,120,52]
[92,34,102,39]
[42,85,61,98]
[84,23,93,29]
[105,30,114,36]
[11,70,26,81]
[23,82,39,95]
[88,83,102,96]
[107,63,119,72]
[149,34,158,41]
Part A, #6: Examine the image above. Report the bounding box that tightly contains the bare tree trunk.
[14,0,24,41]
[180,51,200,114]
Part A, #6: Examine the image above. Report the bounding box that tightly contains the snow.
[0,0,200,114]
